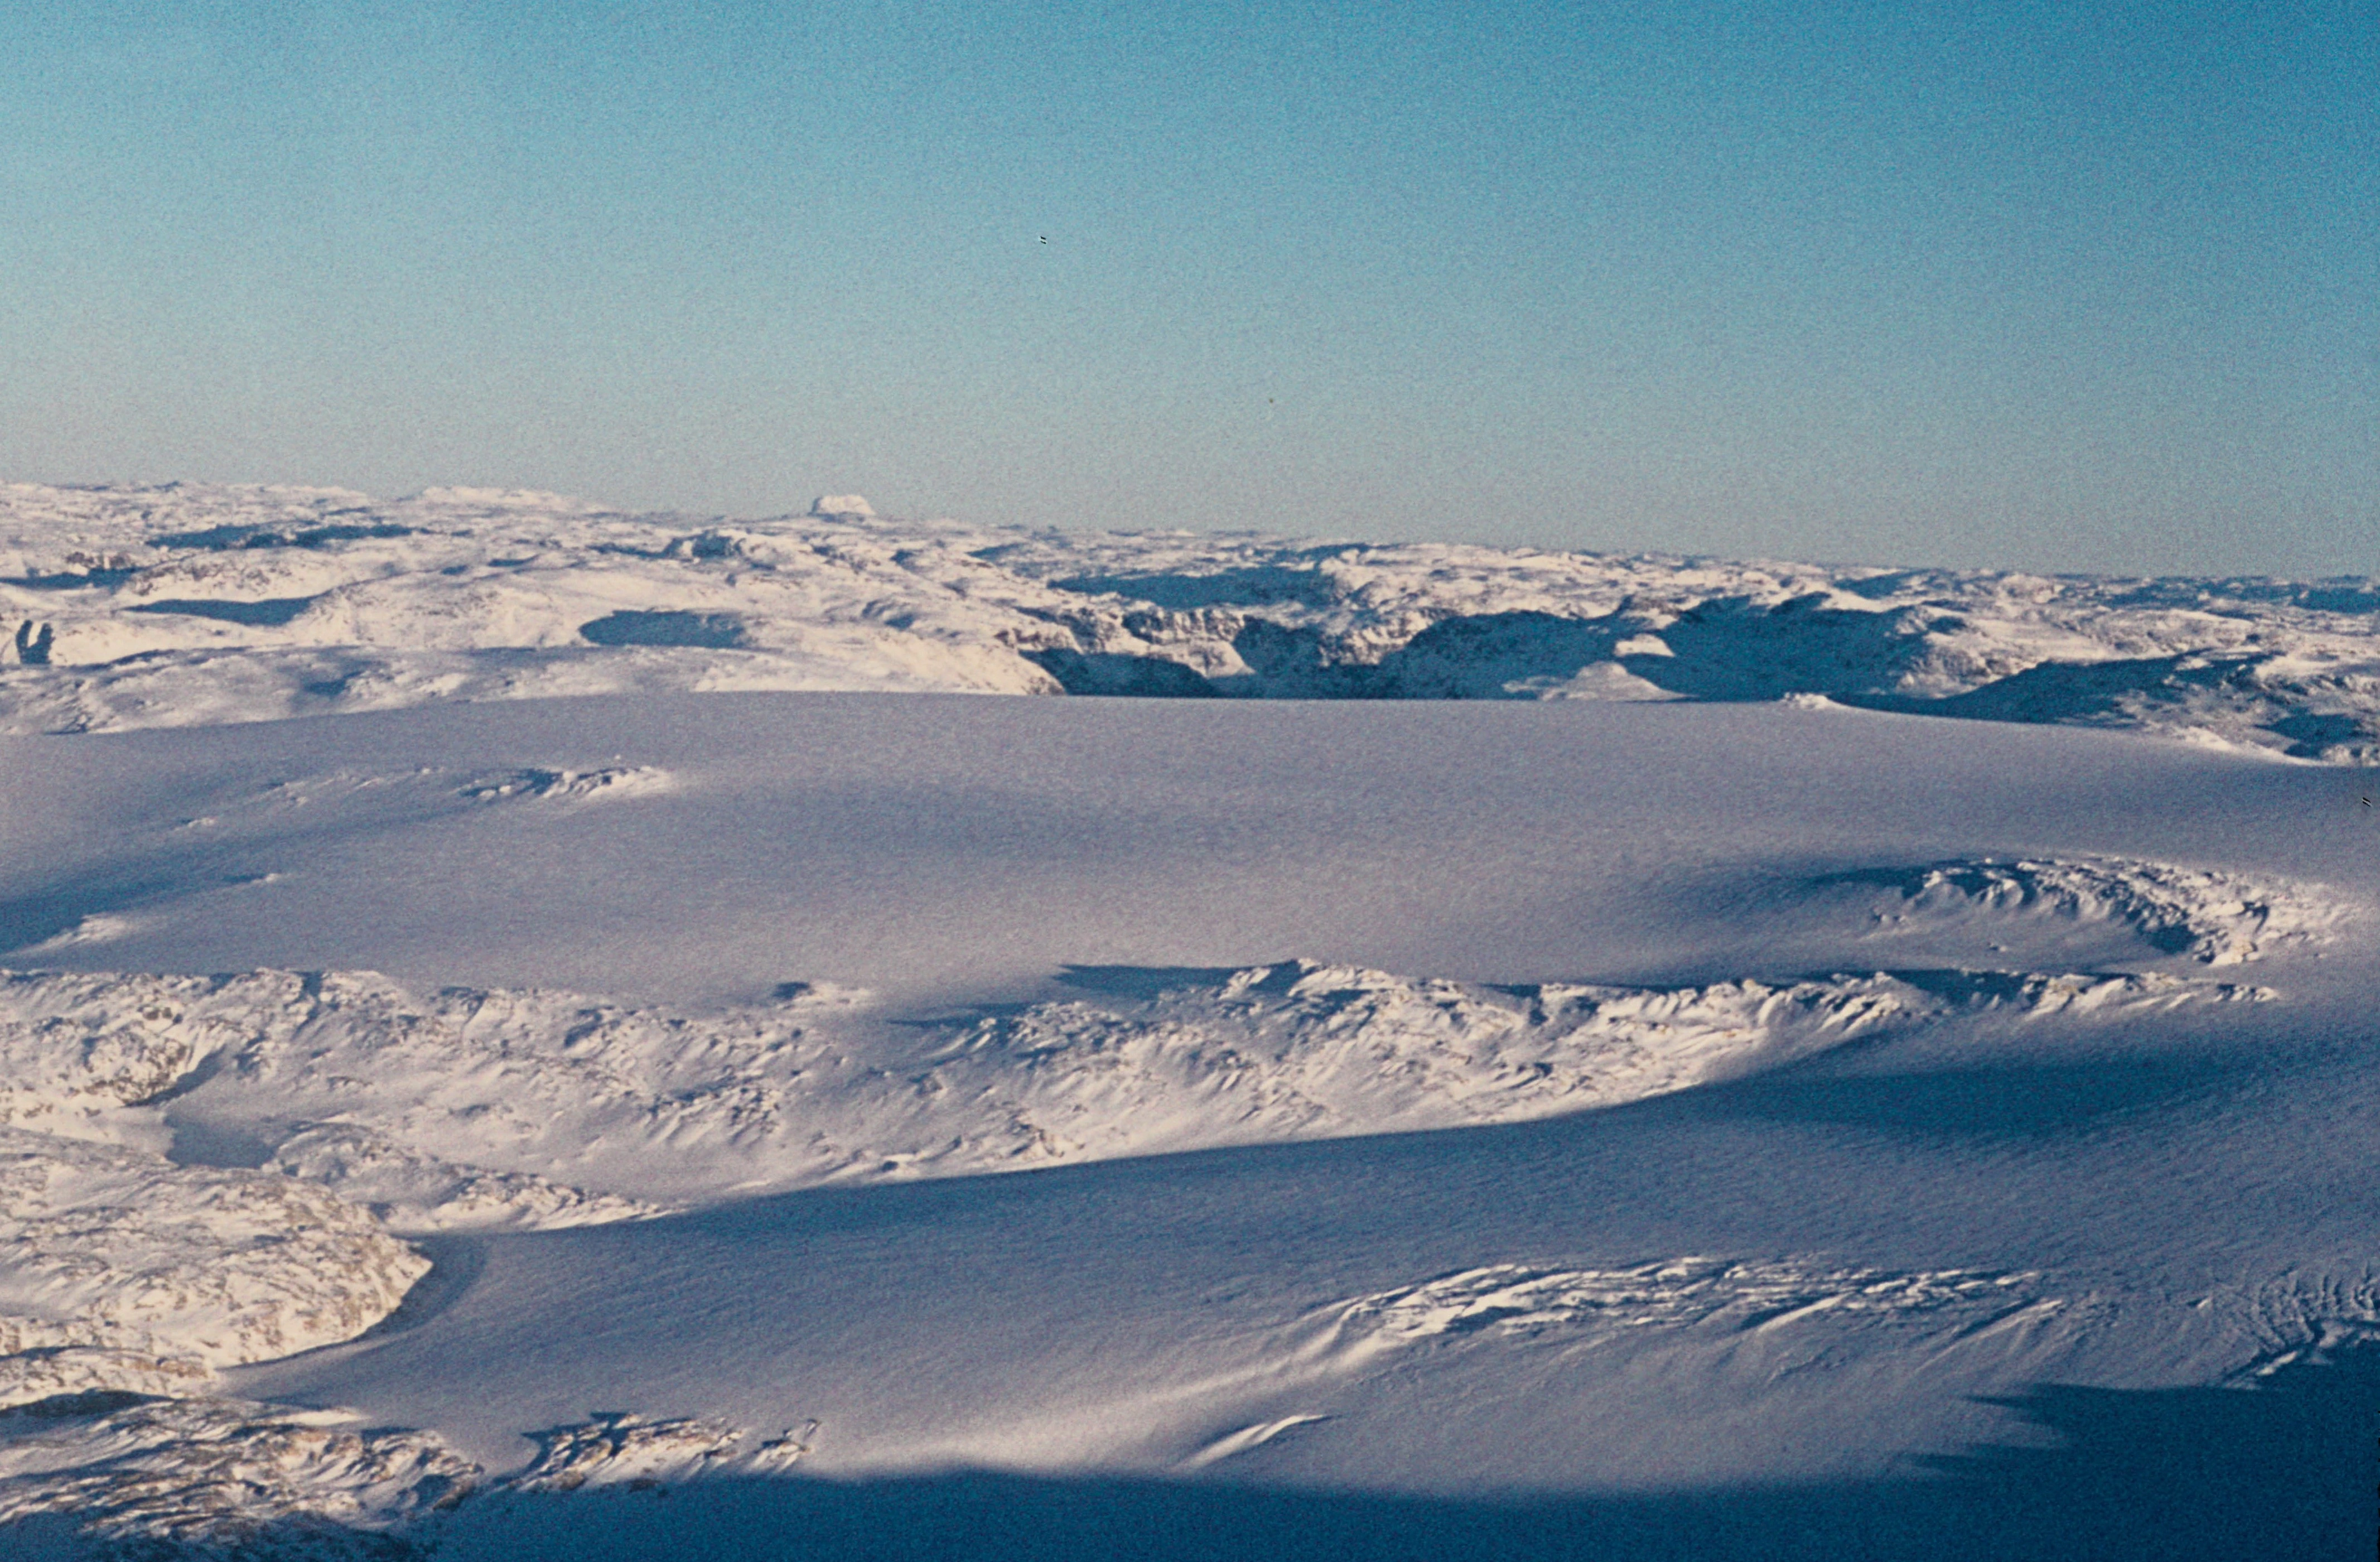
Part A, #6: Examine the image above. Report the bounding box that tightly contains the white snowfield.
[2,481,2377,761]
[0,500,2375,1558]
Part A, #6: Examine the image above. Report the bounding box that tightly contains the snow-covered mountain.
[2,487,2375,1559]
[4,481,2375,760]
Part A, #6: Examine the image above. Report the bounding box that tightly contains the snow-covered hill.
[2,491,2376,1558]
[4,481,2376,760]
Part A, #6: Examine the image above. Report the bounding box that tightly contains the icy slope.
[1,928,2287,1558]
[0,950,2277,1234]
[4,481,2378,758]
[1,690,2374,1557]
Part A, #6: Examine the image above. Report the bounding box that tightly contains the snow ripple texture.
[0,846,2319,1553]
[2,482,2377,759]
[912,960,2263,1164]
[2211,1268,2380,1377]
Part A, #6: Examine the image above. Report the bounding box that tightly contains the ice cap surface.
[2,480,2377,761]
[2,487,2378,1555]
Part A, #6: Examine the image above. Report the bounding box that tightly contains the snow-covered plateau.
[5,481,2379,761]
[0,484,2374,1559]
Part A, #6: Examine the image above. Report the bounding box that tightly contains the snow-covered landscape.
[1,484,2374,1558]
[7,482,2379,759]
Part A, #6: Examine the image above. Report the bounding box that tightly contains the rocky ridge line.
[2,483,2374,760]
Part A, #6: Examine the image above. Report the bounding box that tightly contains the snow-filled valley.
[1,485,2376,1559]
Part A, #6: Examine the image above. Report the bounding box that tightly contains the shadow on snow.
[61,1341,2364,1561]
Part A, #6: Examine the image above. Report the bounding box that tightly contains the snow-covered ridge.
[0,1129,427,1410]
[911,960,2262,1165]
[1810,856,2348,967]
[0,1395,476,1558]
[0,843,2323,1446]
[0,842,2342,1552]
[1334,1258,2051,1351]
[0,1251,2071,1555]
[0,1396,813,1558]
[3,482,2377,759]
[0,850,2288,1402]
[0,948,2273,1238]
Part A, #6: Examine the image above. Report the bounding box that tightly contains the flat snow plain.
[0,486,2374,1560]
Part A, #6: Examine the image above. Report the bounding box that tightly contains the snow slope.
[0,687,2373,1558]
[0,480,2376,1557]
[4,481,2378,760]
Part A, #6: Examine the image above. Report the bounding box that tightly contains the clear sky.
[2,2,2372,575]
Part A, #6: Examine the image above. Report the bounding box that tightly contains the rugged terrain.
[0,488,2374,1558]
[5,481,2376,760]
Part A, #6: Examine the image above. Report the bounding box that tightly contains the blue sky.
[2,2,2372,574]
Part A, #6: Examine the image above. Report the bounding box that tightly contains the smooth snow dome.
[1,490,2377,1561]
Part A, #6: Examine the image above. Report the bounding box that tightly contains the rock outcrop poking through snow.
[0,970,309,1148]
[0,837,2323,1550]
[0,943,2278,1252]
[0,1130,427,1407]
[1335,1257,2050,1352]
[3,481,2377,759]
[904,960,2257,1165]
[0,1396,828,1557]
[508,1412,813,1492]
[0,1396,476,1558]
[1827,857,2346,966]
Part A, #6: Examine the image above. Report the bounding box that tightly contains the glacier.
[0,485,2375,1559]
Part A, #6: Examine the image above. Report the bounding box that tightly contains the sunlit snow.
[1,486,2374,1559]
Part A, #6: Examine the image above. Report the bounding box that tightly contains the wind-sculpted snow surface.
[0,1131,427,1407]
[0,896,2295,1552]
[458,765,673,804]
[1816,856,2349,967]
[5,481,2378,758]
[911,959,2265,1161]
[0,1396,472,1559]
[0,1399,811,1558]
[0,642,2371,1556]
[1332,1258,2052,1353]
[0,951,2272,1244]
[506,1412,815,1492]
